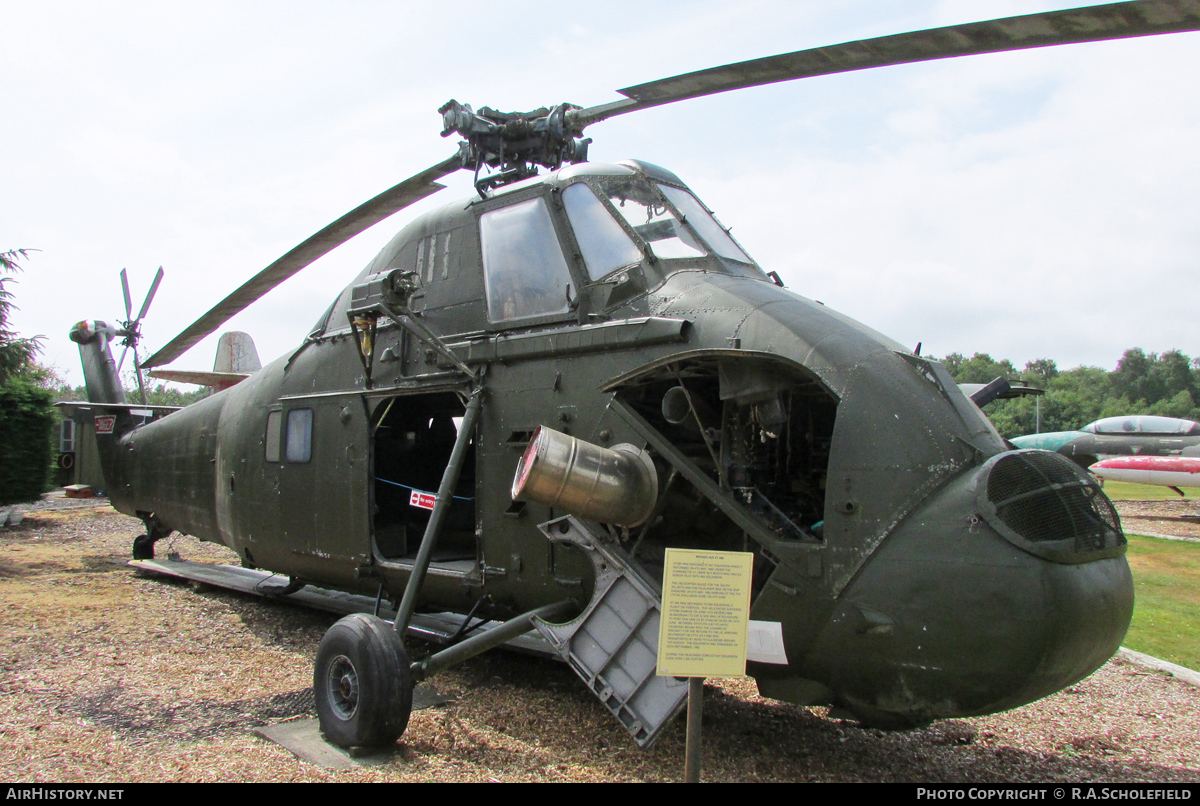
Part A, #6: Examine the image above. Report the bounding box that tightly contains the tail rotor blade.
[137,266,165,322]
[140,153,461,369]
[117,344,129,374]
[120,268,133,321]
[132,345,147,405]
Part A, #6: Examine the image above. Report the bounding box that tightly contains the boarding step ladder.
[533,515,688,748]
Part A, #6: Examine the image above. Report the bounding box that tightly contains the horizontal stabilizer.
[54,401,182,414]
[148,369,250,391]
[146,331,260,389]
[959,378,1043,408]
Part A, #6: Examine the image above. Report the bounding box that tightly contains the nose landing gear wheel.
[314,613,414,749]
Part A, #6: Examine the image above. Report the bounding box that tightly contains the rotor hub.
[439,100,591,191]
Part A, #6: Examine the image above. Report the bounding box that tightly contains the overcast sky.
[4,0,1199,387]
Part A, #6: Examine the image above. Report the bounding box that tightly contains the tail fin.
[145,331,261,391]
[213,331,261,373]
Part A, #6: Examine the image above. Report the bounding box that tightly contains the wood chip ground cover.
[1,506,1197,782]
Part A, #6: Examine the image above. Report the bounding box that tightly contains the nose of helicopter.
[802,449,1134,728]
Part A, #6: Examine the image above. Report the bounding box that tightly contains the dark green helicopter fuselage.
[76,160,1132,729]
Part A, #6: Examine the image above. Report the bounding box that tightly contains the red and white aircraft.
[1090,454,1200,496]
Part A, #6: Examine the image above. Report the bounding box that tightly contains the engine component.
[512,426,658,526]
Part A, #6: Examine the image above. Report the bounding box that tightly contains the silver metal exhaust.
[511,426,658,527]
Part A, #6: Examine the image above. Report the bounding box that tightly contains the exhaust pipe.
[512,426,658,527]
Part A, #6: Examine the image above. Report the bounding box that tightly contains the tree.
[1040,366,1109,432]
[141,383,211,407]
[0,249,43,384]
[0,249,54,504]
[938,352,1018,385]
[1151,350,1196,402]
[935,346,1200,439]
[1024,358,1058,387]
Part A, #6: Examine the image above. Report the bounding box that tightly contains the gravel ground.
[0,503,1196,783]
[1115,498,1200,541]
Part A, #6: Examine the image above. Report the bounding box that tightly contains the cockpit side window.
[480,197,573,323]
[562,183,643,280]
[659,185,754,264]
[603,176,705,259]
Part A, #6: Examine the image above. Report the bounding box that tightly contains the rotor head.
[439,100,591,191]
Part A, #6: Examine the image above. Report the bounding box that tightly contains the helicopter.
[68,0,1198,751]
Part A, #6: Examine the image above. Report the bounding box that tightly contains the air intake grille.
[986,451,1124,557]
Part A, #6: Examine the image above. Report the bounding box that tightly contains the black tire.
[132,534,155,560]
[314,613,413,748]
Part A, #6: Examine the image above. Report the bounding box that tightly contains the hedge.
[0,379,54,505]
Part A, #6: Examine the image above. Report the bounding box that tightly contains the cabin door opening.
[372,392,477,566]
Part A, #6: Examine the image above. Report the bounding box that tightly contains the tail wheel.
[132,518,171,560]
[132,534,156,560]
[314,613,413,748]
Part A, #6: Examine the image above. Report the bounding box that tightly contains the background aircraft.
[1090,453,1200,494]
[1010,415,1200,469]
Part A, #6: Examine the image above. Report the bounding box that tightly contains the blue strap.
[376,476,474,502]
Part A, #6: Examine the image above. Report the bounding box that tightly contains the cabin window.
[59,419,76,453]
[480,197,572,322]
[658,185,754,264]
[562,183,643,280]
[265,410,282,462]
[285,408,313,463]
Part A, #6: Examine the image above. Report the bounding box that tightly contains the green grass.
[1123,535,1200,671]
[1100,480,1197,500]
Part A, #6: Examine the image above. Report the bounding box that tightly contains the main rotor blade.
[120,268,133,320]
[575,0,1200,125]
[137,266,164,322]
[141,154,461,369]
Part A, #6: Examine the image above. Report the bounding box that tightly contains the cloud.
[6,1,1200,386]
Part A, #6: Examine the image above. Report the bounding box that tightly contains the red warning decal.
[409,490,436,511]
[94,415,116,435]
